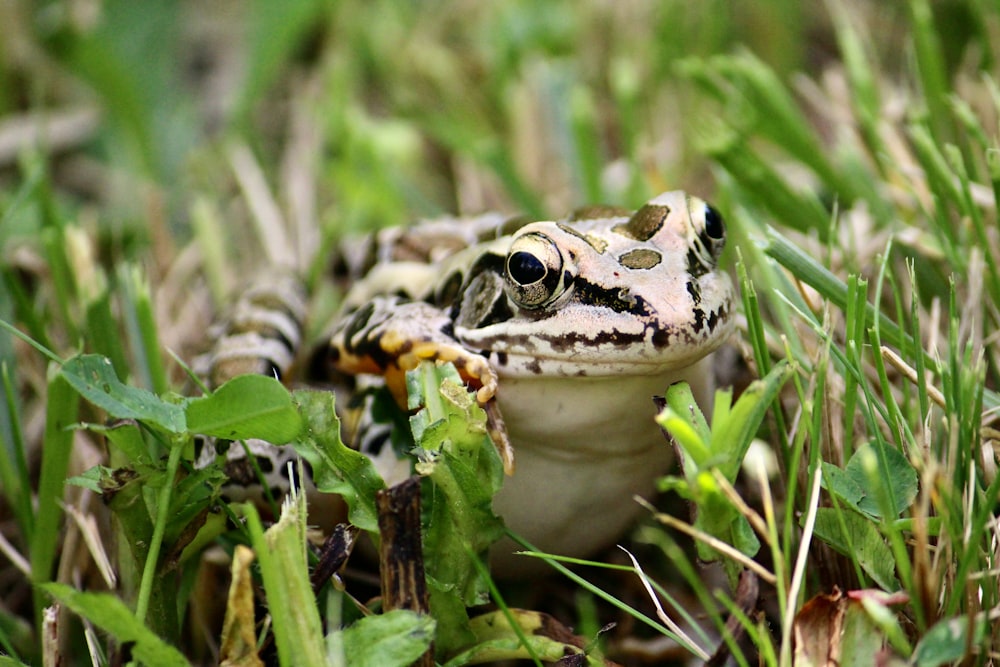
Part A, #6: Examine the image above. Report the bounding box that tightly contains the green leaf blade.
[811,508,899,591]
[290,390,384,533]
[60,354,185,433]
[185,374,301,443]
[334,609,435,667]
[42,584,189,667]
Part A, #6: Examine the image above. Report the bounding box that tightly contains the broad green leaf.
[333,609,435,667]
[821,462,865,506]
[60,354,185,433]
[913,616,987,667]
[185,374,301,443]
[845,443,918,518]
[41,584,189,667]
[290,390,384,532]
[811,508,898,591]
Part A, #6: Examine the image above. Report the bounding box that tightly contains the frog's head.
[452,191,736,377]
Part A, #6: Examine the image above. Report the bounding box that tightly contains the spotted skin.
[202,190,736,575]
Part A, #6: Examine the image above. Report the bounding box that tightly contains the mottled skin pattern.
[198,191,735,576]
[327,190,735,574]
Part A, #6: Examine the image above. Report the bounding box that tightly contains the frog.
[199,189,735,575]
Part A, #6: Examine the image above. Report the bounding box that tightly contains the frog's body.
[201,190,735,574]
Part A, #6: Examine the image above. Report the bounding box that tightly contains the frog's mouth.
[484,333,729,379]
[461,298,734,378]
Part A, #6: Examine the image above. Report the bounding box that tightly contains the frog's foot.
[331,297,514,474]
[392,336,515,474]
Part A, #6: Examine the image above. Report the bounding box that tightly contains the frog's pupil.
[704,205,725,239]
[508,251,546,285]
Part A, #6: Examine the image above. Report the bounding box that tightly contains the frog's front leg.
[329,295,514,474]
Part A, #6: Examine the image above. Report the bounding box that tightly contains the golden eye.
[504,232,567,309]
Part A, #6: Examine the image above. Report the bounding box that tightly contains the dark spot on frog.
[265,360,283,381]
[440,320,456,339]
[687,248,711,279]
[247,293,302,328]
[546,328,647,352]
[651,327,672,348]
[351,331,394,371]
[618,248,662,270]
[686,280,702,305]
[256,456,274,474]
[496,351,508,366]
[693,303,727,335]
[255,324,295,354]
[573,278,650,317]
[344,302,376,342]
[213,438,234,455]
[692,308,706,333]
[707,304,725,332]
[612,204,667,241]
[276,457,312,480]
[223,458,259,486]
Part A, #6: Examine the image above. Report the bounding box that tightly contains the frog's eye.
[505,232,567,309]
[704,205,725,240]
[699,204,727,260]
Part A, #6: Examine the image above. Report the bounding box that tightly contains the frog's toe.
[484,399,515,476]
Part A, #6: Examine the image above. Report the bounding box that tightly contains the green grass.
[2,1,999,665]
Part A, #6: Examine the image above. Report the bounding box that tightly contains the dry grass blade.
[881,345,947,408]
[618,545,710,661]
[634,496,777,586]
